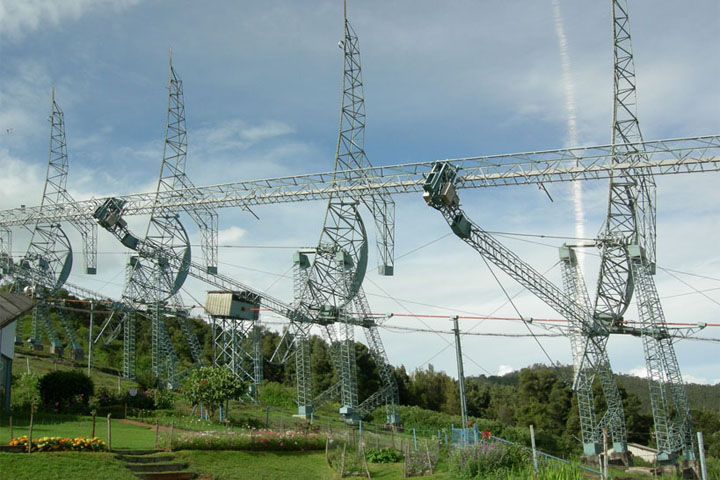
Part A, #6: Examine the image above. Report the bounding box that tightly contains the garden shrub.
[258,381,296,409]
[366,447,403,463]
[227,414,265,429]
[91,385,174,412]
[11,372,40,408]
[147,387,175,409]
[39,370,93,413]
[449,439,531,479]
[136,370,160,391]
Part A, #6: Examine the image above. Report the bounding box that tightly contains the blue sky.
[1,0,719,386]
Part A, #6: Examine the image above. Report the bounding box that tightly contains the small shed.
[627,443,659,463]
[0,293,36,411]
[610,442,659,463]
[205,291,260,320]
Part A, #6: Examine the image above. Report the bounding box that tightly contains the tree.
[409,364,455,413]
[393,365,412,405]
[465,379,491,418]
[181,366,246,420]
[356,342,380,401]
[11,372,40,408]
[310,336,335,396]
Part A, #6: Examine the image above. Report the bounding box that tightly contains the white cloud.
[193,119,295,155]
[682,374,711,386]
[622,366,717,386]
[240,121,295,144]
[497,364,516,376]
[217,226,246,246]
[626,366,648,378]
[0,148,45,210]
[0,0,143,41]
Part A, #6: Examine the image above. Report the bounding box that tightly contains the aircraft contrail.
[552,0,585,269]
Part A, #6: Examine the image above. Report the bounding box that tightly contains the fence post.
[403,444,409,478]
[602,427,609,480]
[154,418,160,449]
[413,428,418,451]
[91,412,96,437]
[27,404,34,454]
[9,415,13,440]
[530,424,538,477]
[265,407,270,428]
[169,421,174,451]
[340,441,347,477]
[698,431,708,480]
[107,413,112,451]
[437,429,441,441]
[87,300,94,377]
[425,440,434,474]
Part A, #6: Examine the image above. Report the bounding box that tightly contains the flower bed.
[172,429,327,452]
[9,436,107,452]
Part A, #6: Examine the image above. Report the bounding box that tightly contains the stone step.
[113,449,165,456]
[132,472,197,480]
[116,455,176,464]
[125,463,189,473]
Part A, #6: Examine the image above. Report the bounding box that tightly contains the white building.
[0,293,36,411]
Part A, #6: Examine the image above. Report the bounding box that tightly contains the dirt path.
[118,418,193,433]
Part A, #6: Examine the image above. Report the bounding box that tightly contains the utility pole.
[87,300,94,377]
[451,315,468,432]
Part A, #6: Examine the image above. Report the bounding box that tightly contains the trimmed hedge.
[39,370,94,413]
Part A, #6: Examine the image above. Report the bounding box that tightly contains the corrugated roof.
[0,293,36,330]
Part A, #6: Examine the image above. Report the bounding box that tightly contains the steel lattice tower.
[290,2,398,422]
[590,0,695,461]
[559,246,626,455]
[93,53,222,384]
[18,89,95,358]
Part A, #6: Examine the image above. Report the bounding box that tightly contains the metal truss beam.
[422,164,610,371]
[1,135,719,227]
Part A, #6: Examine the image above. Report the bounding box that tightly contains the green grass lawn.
[0,452,138,480]
[0,413,160,449]
[172,449,454,480]
[0,449,453,480]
